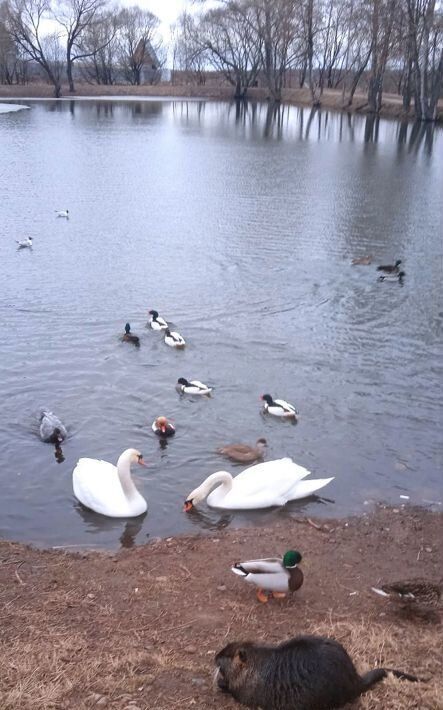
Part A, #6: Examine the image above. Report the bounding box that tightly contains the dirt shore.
[1,83,442,122]
[0,504,442,709]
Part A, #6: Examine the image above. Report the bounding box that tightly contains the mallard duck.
[176,378,212,396]
[152,416,175,437]
[261,394,297,419]
[183,458,333,511]
[377,259,402,273]
[39,410,68,443]
[372,578,441,607]
[232,550,303,603]
[164,328,185,349]
[217,438,267,463]
[352,255,373,265]
[121,323,140,345]
[377,271,405,284]
[16,237,33,249]
[148,309,168,330]
[73,448,148,517]
[55,209,69,218]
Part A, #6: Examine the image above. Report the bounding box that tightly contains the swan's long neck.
[193,472,233,503]
[117,451,139,499]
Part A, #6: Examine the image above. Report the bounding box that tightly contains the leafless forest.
[0,0,442,120]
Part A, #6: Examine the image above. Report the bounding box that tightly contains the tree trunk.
[66,58,75,92]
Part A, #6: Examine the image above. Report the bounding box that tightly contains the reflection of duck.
[39,410,67,443]
[232,550,303,603]
[121,323,140,345]
[152,416,175,437]
[352,255,373,265]
[54,443,65,463]
[217,438,267,463]
[72,448,148,517]
[184,459,333,511]
[164,328,185,349]
[377,259,402,273]
[261,394,297,419]
[176,378,212,395]
[148,309,168,330]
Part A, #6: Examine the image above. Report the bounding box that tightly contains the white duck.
[261,394,297,419]
[176,378,212,395]
[148,309,168,330]
[164,328,186,349]
[183,458,333,511]
[55,209,69,218]
[72,448,148,517]
[16,237,33,249]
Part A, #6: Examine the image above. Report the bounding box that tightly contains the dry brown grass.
[0,506,442,709]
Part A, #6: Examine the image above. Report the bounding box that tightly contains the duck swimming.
[16,237,33,249]
[217,438,267,464]
[261,394,297,419]
[232,550,303,603]
[39,410,68,443]
[152,416,175,437]
[148,309,168,330]
[55,209,69,218]
[176,378,212,396]
[121,323,140,345]
[72,447,148,517]
[352,255,373,265]
[164,328,186,349]
[378,271,405,284]
[377,259,402,273]
[184,458,333,511]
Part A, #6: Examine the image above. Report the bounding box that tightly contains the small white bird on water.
[16,237,33,249]
[55,209,69,218]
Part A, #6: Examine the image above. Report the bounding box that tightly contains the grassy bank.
[0,504,441,709]
[1,82,441,122]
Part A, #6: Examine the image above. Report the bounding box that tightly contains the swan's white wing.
[209,459,311,509]
[285,477,334,500]
[274,399,296,413]
[72,459,129,517]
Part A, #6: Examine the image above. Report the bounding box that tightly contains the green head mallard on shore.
[232,550,303,603]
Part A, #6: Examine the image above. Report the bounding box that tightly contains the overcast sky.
[137,0,189,41]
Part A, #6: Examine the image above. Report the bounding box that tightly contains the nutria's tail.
[361,667,420,692]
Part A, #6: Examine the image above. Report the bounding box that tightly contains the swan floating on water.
[39,410,67,443]
[184,458,333,511]
[72,448,148,517]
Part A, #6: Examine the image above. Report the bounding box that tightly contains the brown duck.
[217,438,267,463]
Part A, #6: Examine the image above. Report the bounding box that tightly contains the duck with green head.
[232,550,303,603]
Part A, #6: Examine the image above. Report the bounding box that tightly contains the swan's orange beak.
[138,457,149,468]
[183,500,193,512]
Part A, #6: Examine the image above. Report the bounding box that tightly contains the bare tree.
[367,0,398,112]
[5,0,65,96]
[407,0,443,120]
[54,0,109,92]
[79,7,120,84]
[171,11,209,85]
[0,0,19,83]
[117,6,162,85]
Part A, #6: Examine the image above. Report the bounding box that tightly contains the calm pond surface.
[1,98,442,549]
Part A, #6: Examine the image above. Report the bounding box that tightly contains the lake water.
[1,98,442,549]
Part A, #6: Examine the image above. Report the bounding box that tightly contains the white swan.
[55,209,69,218]
[73,448,148,517]
[16,237,33,249]
[164,328,186,348]
[184,458,333,511]
[148,309,168,330]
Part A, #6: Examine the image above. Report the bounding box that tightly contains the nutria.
[215,635,419,710]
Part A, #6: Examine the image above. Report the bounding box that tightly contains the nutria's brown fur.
[215,635,419,710]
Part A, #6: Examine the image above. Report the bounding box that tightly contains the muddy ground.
[0,504,442,709]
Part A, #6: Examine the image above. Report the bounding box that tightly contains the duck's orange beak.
[138,457,149,468]
[183,500,193,512]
